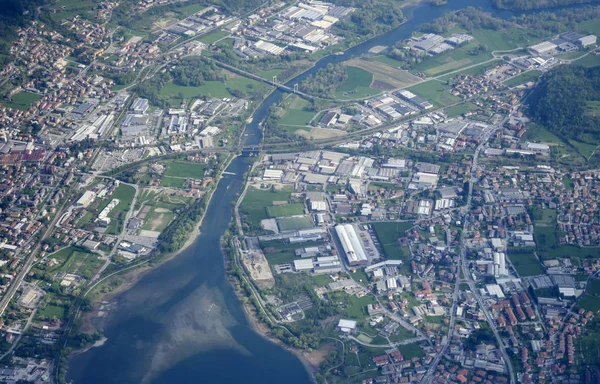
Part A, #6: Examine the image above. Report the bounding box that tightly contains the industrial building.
[334,224,368,266]
[529,41,557,56]
[75,191,96,208]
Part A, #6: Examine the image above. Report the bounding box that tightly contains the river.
[67,0,510,382]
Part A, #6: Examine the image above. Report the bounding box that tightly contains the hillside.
[528,65,600,144]
[492,0,600,10]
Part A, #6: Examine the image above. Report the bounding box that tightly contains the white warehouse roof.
[335,224,368,265]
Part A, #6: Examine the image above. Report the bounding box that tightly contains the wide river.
[68,0,513,382]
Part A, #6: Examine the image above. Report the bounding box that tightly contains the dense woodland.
[492,0,600,10]
[528,66,600,144]
[332,0,405,42]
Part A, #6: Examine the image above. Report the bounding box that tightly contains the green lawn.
[159,177,187,188]
[407,81,461,108]
[569,139,598,158]
[277,216,314,231]
[573,53,600,68]
[371,222,414,260]
[266,203,305,218]
[508,252,545,276]
[311,274,333,287]
[344,294,377,319]
[398,342,424,359]
[109,184,136,217]
[3,92,42,111]
[264,251,297,265]
[577,294,600,312]
[504,70,542,87]
[534,226,557,248]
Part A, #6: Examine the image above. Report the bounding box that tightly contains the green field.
[240,187,293,229]
[577,294,600,312]
[398,342,424,360]
[141,207,175,232]
[534,226,557,249]
[160,161,206,188]
[49,0,95,21]
[372,55,404,68]
[38,305,67,319]
[569,139,598,159]
[160,81,232,101]
[573,53,600,68]
[266,203,305,218]
[444,102,479,118]
[371,222,414,260]
[164,161,206,179]
[198,30,230,44]
[335,66,374,97]
[47,246,104,280]
[278,108,317,127]
[277,216,314,231]
[508,252,544,276]
[504,70,542,87]
[109,184,136,217]
[407,81,461,107]
[3,92,42,111]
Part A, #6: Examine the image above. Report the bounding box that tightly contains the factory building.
[335,224,368,266]
[529,41,557,56]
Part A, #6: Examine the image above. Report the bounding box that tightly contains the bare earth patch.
[295,127,346,140]
[345,58,421,89]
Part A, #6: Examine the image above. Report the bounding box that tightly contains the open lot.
[141,207,175,232]
[3,92,42,111]
[266,203,305,218]
[444,102,479,118]
[371,222,414,260]
[508,251,544,276]
[198,30,230,44]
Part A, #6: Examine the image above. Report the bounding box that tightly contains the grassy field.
[277,216,314,231]
[160,161,206,188]
[569,139,598,159]
[38,304,67,319]
[3,92,42,111]
[141,207,175,232]
[164,161,206,179]
[508,252,544,276]
[372,55,404,68]
[504,70,542,87]
[444,102,479,118]
[371,222,414,260]
[198,30,230,44]
[49,0,95,21]
[577,294,600,312]
[160,81,232,101]
[277,96,317,127]
[521,123,564,144]
[48,246,104,280]
[407,80,461,108]
[334,65,379,99]
[573,53,600,68]
[576,18,600,36]
[345,58,421,90]
[398,342,424,360]
[266,203,305,218]
[534,226,557,249]
[240,187,292,229]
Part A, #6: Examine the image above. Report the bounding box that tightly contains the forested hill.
[528,66,600,143]
[492,0,600,11]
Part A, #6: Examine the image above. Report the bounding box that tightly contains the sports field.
[277,216,314,231]
[266,203,305,218]
[371,222,414,260]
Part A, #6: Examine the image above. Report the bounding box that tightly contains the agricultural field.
[344,59,421,90]
[47,246,104,280]
[48,0,95,22]
[277,215,314,231]
[240,186,293,229]
[334,66,378,99]
[371,222,414,260]
[534,226,557,249]
[573,53,600,68]
[3,92,42,111]
[504,70,542,87]
[508,251,544,276]
[266,203,305,218]
[576,280,600,312]
[372,55,404,68]
[407,80,461,108]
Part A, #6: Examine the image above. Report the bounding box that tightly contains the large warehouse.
[335,224,368,266]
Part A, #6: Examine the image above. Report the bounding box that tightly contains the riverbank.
[76,152,237,337]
